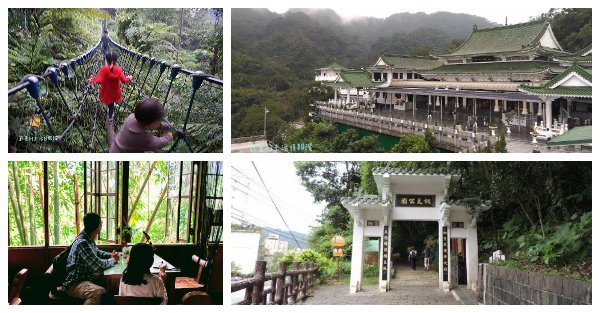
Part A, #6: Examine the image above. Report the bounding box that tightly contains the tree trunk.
[73,172,81,234]
[128,161,157,223]
[9,180,26,245]
[144,183,168,233]
[9,162,27,245]
[27,170,36,245]
[37,162,45,218]
[53,162,60,244]
[534,195,546,238]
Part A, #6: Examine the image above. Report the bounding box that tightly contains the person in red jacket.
[89,51,132,121]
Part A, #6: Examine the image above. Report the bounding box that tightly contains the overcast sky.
[231,161,324,236]
[267,7,552,25]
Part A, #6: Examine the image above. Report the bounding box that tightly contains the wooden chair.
[8,268,29,305]
[113,296,163,305]
[181,291,211,305]
[174,255,207,291]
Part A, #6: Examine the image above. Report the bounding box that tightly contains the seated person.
[108,97,182,153]
[118,243,167,304]
[63,213,119,304]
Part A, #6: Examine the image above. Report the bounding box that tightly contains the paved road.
[304,266,460,305]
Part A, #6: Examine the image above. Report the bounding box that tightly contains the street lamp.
[331,235,345,281]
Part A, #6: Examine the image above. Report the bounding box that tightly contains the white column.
[334,87,338,102]
[350,214,364,293]
[545,98,553,128]
[502,100,507,112]
[346,87,351,104]
[466,224,479,291]
[462,97,467,109]
[567,98,572,117]
[529,101,534,115]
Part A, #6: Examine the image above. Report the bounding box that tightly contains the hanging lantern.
[435,96,441,107]
[521,102,528,115]
[494,100,500,112]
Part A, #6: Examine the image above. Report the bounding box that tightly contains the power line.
[231,178,316,222]
[250,162,302,249]
[231,208,308,245]
[231,166,316,219]
[231,207,308,244]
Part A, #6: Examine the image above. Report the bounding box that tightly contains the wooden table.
[103,254,181,302]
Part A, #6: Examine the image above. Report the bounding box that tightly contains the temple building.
[316,19,592,136]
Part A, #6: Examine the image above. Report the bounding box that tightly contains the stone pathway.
[304,266,460,305]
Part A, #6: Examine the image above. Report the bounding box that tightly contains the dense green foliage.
[8,9,223,153]
[539,8,592,52]
[294,162,592,282]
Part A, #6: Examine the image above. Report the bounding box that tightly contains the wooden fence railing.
[231,261,318,305]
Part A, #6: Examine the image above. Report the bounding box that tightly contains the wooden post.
[291,262,300,303]
[269,277,276,304]
[244,285,252,304]
[252,261,266,305]
[275,262,286,304]
[302,263,309,300]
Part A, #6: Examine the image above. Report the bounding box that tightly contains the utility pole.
[264,107,269,139]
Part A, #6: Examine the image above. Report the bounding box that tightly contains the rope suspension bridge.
[8,21,223,153]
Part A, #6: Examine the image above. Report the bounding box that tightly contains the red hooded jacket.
[90,65,131,105]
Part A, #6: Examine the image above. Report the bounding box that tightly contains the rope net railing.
[8,21,223,153]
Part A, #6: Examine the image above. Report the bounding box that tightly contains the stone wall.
[478,264,591,305]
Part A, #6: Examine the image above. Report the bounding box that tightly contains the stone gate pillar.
[350,211,364,293]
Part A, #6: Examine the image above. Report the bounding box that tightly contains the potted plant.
[121,225,133,245]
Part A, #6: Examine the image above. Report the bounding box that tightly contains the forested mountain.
[233,9,497,85]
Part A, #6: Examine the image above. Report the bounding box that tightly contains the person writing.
[89,51,132,121]
[118,243,167,304]
[63,213,119,305]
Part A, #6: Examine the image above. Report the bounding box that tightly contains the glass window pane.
[8,161,46,246]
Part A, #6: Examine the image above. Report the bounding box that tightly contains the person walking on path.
[423,246,432,271]
[409,249,418,270]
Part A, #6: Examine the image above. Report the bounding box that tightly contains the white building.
[231,230,262,275]
[264,233,289,256]
[341,168,488,294]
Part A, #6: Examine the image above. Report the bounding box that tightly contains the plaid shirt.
[63,231,114,288]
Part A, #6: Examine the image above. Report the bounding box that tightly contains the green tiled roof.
[379,54,443,70]
[338,70,377,87]
[422,61,563,74]
[547,62,591,85]
[372,167,459,176]
[519,85,592,97]
[554,44,592,63]
[547,126,592,146]
[437,20,556,57]
[318,61,348,70]
[340,195,389,205]
[518,63,592,97]
[554,55,593,63]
